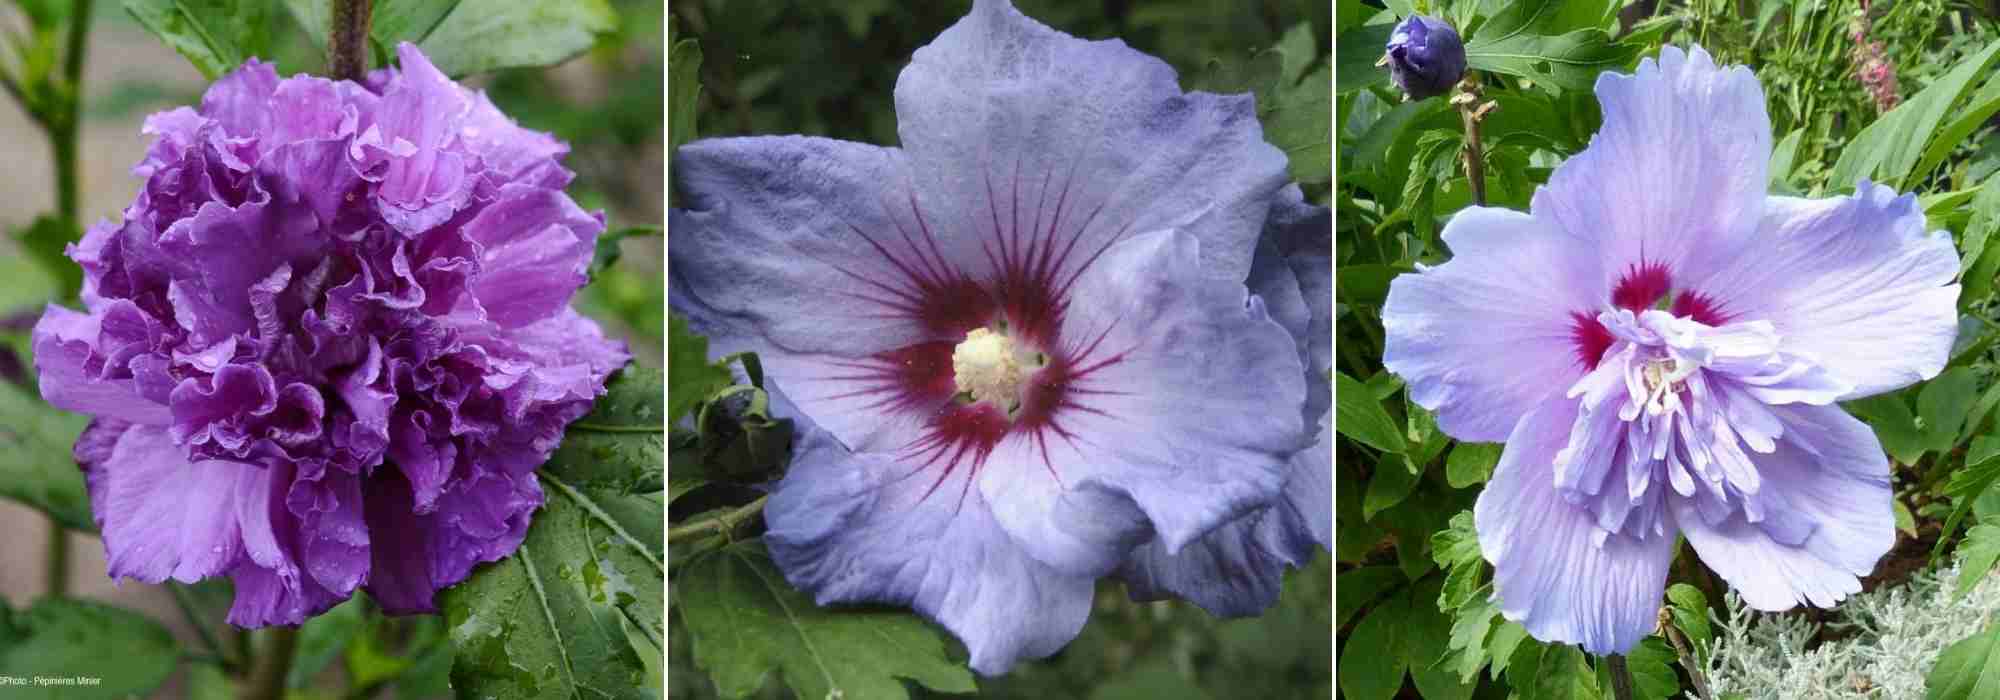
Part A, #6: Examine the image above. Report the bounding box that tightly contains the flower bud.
[1383,14,1466,100]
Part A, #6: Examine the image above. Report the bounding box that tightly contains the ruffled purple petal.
[1384,207,1605,441]
[765,429,1096,676]
[35,44,625,628]
[1682,182,1959,399]
[1672,402,1894,610]
[1477,397,1677,656]
[893,0,1286,283]
[1535,45,1771,280]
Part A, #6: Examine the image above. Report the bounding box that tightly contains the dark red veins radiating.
[1570,261,1732,369]
[811,160,1139,510]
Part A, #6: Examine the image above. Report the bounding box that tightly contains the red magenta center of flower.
[1571,261,1732,369]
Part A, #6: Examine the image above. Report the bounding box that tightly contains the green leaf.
[1333,22,1394,95]
[542,365,664,495]
[669,314,734,424]
[1362,457,1421,519]
[1406,578,1475,700]
[1463,0,1635,91]
[1665,583,1711,661]
[186,661,237,700]
[1267,64,1332,185]
[1912,73,2000,187]
[0,598,179,699]
[1848,391,1927,465]
[1768,127,1804,191]
[123,0,270,79]
[1920,368,1982,453]
[1611,639,1680,700]
[1510,643,1603,700]
[1938,436,2000,561]
[1964,180,2000,310]
[0,379,95,532]
[440,472,663,699]
[676,540,978,700]
[1338,592,1411,700]
[1430,511,1484,611]
[1829,41,2000,191]
[1336,371,1407,453]
[589,226,661,283]
[288,597,365,688]
[13,216,81,303]
[668,29,703,204]
[1927,623,2000,700]
[1438,596,1501,682]
[1336,566,1405,630]
[288,0,616,78]
[1445,442,1501,488]
[1958,516,2000,599]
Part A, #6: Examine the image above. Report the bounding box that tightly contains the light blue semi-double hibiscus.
[669,0,1331,675]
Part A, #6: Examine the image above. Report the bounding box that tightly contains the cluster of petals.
[669,0,1330,674]
[31,44,627,626]
[1384,45,1958,654]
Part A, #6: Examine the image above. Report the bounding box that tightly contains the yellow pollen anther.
[953,328,1027,410]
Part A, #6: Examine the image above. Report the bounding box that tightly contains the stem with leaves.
[328,0,376,82]
[42,0,96,598]
[1661,613,1715,700]
[1451,76,1496,208]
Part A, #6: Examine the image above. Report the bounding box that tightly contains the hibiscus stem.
[667,495,768,544]
[1450,76,1491,207]
[44,527,67,597]
[1663,618,1716,700]
[328,0,376,82]
[1605,655,1634,700]
[169,582,241,673]
[246,626,301,700]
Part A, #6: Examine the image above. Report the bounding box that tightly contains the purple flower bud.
[30,44,630,626]
[1384,14,1466,100]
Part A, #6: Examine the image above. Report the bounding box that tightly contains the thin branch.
[328,0,376,82]
[667,496,767,544]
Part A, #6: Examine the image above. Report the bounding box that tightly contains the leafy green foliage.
[1336,371,1407,453]
[0,598,179,699]
[1830,41,2000,191]
[1957,517,2000,599]
[676,540,978,700]
[123,0,272,79]
[1928,623,2000,700]
[441,471,663,699]
[0,378,95,532]
[1461,0,1637,91]
[542,365,667,495]
[669,313,734,424]
[286,0,617,77]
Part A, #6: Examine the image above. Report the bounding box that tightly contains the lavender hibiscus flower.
[31,44,628,626]
[1383,46,1959,655]
[671,0,1328,674]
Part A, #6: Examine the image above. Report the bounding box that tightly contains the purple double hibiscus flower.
[31,44,627,625]
[1386,46,1959,654]
[671,0,1332,675]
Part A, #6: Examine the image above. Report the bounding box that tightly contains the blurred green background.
[667,1,1333,698]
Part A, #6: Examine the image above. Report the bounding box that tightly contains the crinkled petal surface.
[1476,397,1677,656]
[1384,207,1603,441]
[765,429,1095,676]
[894,0,1287,282]
[1683,182,1959,398]
[33,43,626,627]
[1672,403,1895,610]
[1535,44,1772,279]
